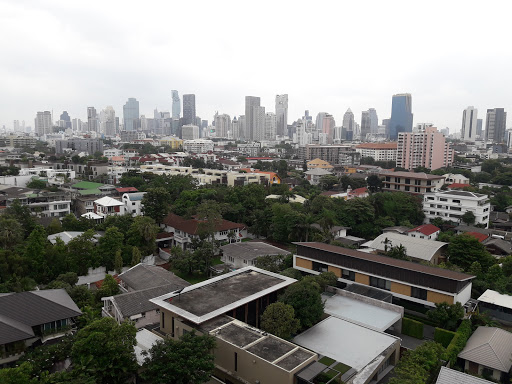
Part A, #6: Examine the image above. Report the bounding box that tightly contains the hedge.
[434,328,456,348]
[402,317,424,339]
[443,319,472,366]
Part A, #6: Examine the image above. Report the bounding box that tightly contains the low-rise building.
[0,186,71,218]
[478,289,512,323]
[423,190,491,228]
[293,242,474,307]
[304,168,332,185]
[237,143,261,157]
[220,242,289,269]
[306,158,334,170]
[122,192,145,217]
[458,326,512,382]
[93,196,124,218]
[355,142,397,162]
[183,139,214,153]
[436,366,494,384]
[380,171,445,194]
[407,224,441,240]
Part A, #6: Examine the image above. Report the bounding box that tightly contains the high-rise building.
[476,119,483,138]
[264,112,276,140]
[171,90,181,120]
[100,106,116,137]
[397,125,454,170]
[315,112,328,132]
[35,111,52,136]
[322,114,335,144]
[59,111,72,129]
[275,94,288,137]
[389,93,413,140]
[368,108,378,134]
[214,113,231,138]
[13,120,20,131]
[231,117,240,140]
[461,106,478,142]
[342,109,354,141]
[123,98,140,131]
[252,106,266,141]
[361,111,370,141]
[485,108,507,143]
[239,116,246,140]
[183,94,196,126]
[245,96,261,141]
[181,124,200,140]
[87,107,99,132]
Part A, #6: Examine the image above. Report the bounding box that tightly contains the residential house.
[407,224,441,240]
[122,192,146,217]
[364,233,448,264]
[161,212,247,250]
[304,168,332,185]
[93,196,124,219]
[293,242,474,307]
[423,190,491,228]
[478,289,512,324]
[0,186,71,218]
[306,158,334,171]
[443,173,470,185]
[458,326,512,382]
[118,263,189,292]
[220,242,289,269]
[436,366,494,384]
[47,231,102,245]
[0,289,82,366]
[266,194,307,204]
[380,171,445,194]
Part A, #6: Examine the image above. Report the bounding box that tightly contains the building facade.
[245,96,260,140]
[380,171,445,194]
[356,142,397,162]
[181,124,200,140]
[35,111,52,136]
[182,94,196,126]
[485,108,507,143]
[461,106,478,142]
[275,94,288,137]
[389,93,413,140]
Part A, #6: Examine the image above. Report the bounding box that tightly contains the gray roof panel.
[113,285,178,317]
[436,366,494,384]
[119,264,190,291]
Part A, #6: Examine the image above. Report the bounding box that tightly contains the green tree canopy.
[426,302,464,331]
[447,234,495,271]
[279,279,324,329]
[260,302,300,340]
[141,187,172,223]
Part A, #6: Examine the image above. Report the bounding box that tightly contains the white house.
[407,224,441,240]
[93,196,125,219]
[423,190,491,228]
[122,192,146,217]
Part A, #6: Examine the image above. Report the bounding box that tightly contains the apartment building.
[423,190,491,228]
[355,142,397,162]
[396,126,454,170]
[300,145,361,166]
[380,171,445,194]
[0,186,71,218]
[183,139,214,153]
[293,242,474,307]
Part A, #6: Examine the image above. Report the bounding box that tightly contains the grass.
[171,269,209,285]
[211,257,223,265]
[333,362,351,375]
[319,356,336,366]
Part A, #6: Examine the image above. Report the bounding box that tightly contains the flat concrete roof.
[293,317,399,371]
[150,266,296,324]
[322,293,401,332]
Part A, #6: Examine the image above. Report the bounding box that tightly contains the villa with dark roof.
[0,289,82,366]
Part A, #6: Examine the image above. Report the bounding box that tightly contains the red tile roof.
[115,187,139,193]
[447,183,471,189]
[466,232,489,243]
[162,213,245,235]
[408,224,440,236]
[349,187,368,196]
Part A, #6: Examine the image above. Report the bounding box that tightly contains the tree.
[141,187,172,224]
[447,234,495,271]
[67,230,97,276]
[389,341,445,384]
[260,302,300,340]
[461,211,476,226]
[280,268,303,280]
[114,249,123,274]
[318,174,339,191]
[98,227,124,271]
[131,246,141,266]
[366,174,382,193]
[280,279,324,329]
[5,199,36,237]
[71,317,137,384]
[386,244,410,261]
[127,216,159,255]
[171,246,202,275]
[255,254,289,273]
[0,215,24,249]
[0,362,38,384]
[26,179,47,189]
[196,200,223,270]
[141,332,216,384]
[25,225,50,282]
[426,302,464,331]
[47,218,63,235]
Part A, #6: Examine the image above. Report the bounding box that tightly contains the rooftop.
[379,171,444,180]
[119,263,189,291]
[210,318,316,372]
[162,212,246,236]
[478,289,512,309]
[221,241,289,261]
[436,190,488,199]
[366,233,447,262]
[356,142,398,149]
[108,284,178,317]
[150,267,296,324]
[408,224,440,236]
[94,196,124,207]
[71,181,104,190]
[436,366,494,384]
[115,187,139,193]
[322,293,401,332]
[293,316,399,371]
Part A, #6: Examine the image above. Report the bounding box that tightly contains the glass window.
[342,269,355,281]
[411,287,428,300]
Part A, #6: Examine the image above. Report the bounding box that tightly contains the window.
[415,187,420,193]
[234,352,238,372]
[162,312,165,329]
[370,276,391,291]
[342,269,355,281]
[415,180,421,185]
[313,261,328,272]
[405,178,411,184]
[411,287,427,300]
[405,186,410,191]
[453,199,460,203]
[440,198,447,202]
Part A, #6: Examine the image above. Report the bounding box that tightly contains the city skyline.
[1,1,511,132]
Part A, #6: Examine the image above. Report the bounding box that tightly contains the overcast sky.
[1,0,511,133]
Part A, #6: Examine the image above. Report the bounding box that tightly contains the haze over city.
[1,0,511,132]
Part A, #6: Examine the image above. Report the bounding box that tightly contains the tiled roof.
[408,224,440,236]
[112,284,178,317]
[119,264,190,291]
[367,233,447,262]
[447,183,471,189]
[162,213,246,236]
[436,366,494,384]
[115,187,139,193]
[458,327,512,372]
[466,232,489,243]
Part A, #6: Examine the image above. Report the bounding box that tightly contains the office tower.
[214,113,231,138]
[231,117,240,140]
[342,109,354,141]
[239,116,246,140]
[368,108,379,134]
[72,118,81,131]
[252,106,266,141]
[461,106,478,142]
[181,124,200,140]
[361,111,370,141]
[485,108,507,143]
[264,112,277,140]
[59,111,72,129]
[476,119,483,138]
[35,111,52,136]
[245,96,261,141]
[123,98,140,131]
[87,107,99,132]
[183,94,196,125]
[171,90,181,119]
[322,114,335,144]
[397,125,454,170]
[13,120,20,131]
[202,120,208,131]
[389,93,413,140]
[275,94,288,137]
[100,106,116,136]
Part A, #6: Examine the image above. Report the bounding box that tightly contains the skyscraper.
[35,111,52,136]
[87,107,98,132]
[214,113,231,138]
[389,93,413,140]
[100,106,116,136]
[245,96,261,141]
[476,119,483,138]
[361,111,370,141]
[485,108,507,143]
[461,106,478,142]
[265,112,277,140]
[59,111,72,129]
[322,114,335,144]
[171,90,181,119]
[252,106,266,141]
[342,108,354,141]
[183,94,196,126]
[123,98,140,131]
[275,94,288,137]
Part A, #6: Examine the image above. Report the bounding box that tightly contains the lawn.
[318,356,336,366]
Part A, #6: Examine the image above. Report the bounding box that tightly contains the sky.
[1,0,511,133]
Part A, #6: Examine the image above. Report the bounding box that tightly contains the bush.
[402,317,424,339]
[434,328,456,348]
[443,319,472,366]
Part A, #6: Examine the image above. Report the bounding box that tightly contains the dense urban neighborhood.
[1,120,512,384]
